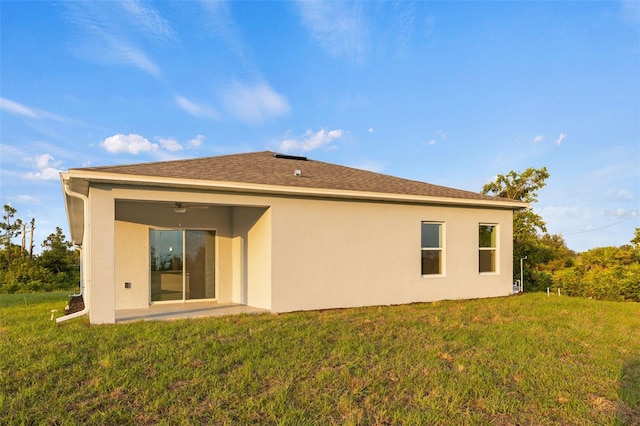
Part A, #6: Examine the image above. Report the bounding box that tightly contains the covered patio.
[116,301,268,323]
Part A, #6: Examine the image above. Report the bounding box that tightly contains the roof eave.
[67,169,529,210]
[60,172,85,245]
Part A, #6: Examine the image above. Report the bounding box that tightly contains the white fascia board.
[67,170,529,210]
[60,172,85,245]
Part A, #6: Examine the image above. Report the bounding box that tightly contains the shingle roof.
[75,151,512,204]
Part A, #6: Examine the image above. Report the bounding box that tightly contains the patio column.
[88,186,116,324]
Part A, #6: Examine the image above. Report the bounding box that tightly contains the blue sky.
[1,1,638,253]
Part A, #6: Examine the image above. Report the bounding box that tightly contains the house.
[59,151,527,324]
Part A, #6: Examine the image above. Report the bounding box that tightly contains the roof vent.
[294,169,302,177]
[274,153,307,161]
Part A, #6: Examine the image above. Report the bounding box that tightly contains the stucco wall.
[231,207,271,310]
[269,197,514,313]
[85,184,514,323]
[114,220,149,309]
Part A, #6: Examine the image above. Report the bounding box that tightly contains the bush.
[0,254,79,294]
[620,264,640,302]
[553,264,640,302]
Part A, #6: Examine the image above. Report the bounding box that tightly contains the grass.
[1,292,639,425]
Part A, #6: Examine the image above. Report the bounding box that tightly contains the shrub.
[526,269,553,292]
[553,264,640,302]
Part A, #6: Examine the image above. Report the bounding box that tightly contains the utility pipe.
[519,256,527,293]
[57,178,90,323]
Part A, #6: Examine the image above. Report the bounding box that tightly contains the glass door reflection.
[150,229,215,302]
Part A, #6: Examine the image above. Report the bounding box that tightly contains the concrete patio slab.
[116,301,268,323]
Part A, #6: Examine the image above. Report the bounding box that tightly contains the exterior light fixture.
[173,203,187,214]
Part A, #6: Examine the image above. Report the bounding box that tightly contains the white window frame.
[421,221,445,277]
[479,223,499,274]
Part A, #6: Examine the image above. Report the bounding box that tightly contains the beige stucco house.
[59,151,527,324]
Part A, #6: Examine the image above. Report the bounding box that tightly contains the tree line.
[482,167,639,302]
[0,205,79,294]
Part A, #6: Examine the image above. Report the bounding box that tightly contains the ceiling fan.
[171,202,209,214]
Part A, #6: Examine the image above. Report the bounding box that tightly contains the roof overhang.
[60,172,89,245]
[63,169,529,212]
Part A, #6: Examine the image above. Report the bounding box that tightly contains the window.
[421,222,444,275]
[479,224,498,273]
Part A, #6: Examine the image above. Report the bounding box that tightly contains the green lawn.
[1,292,639,425]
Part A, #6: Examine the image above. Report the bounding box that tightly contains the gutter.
[57,177,90,323]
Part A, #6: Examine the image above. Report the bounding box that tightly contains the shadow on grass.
[619,358,640,425]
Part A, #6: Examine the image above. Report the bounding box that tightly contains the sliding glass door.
[185,230,216,300]
[150,229,215,302]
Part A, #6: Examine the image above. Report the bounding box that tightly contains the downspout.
[57,179,90,323]
[69,245,82,297]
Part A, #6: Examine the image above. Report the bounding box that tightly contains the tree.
[482,167,549,236]
[536,233,575,271]
[28,218,36,259]
[39,227,78,275]
[0,207,79,293]
[632,228,640,247]
[481,167,561,291]
[481,167,550,203]
[631,228,640,262]
[1,204,23,265]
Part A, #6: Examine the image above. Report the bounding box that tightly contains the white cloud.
[609,189,635,200]
[534,135,544,143]
[368,127,374,133]
[199,0,246,58]
[101,133,159,154]
[386,1,416,57]
[24,154,62,181]
[15,195,40,204]
[118,0,174,41]
[219,81,289,125]
[115,42,161,76]
[100,133,209,155]
[158,138,183,152]
[175,95,219,119]
[297,0,367,62]
[64,2,165,76]
[0,97,68,122]
[188,134,205,147]
[539,205,582,218]
[555,133,567,145]
[425,129,446,146]
[280,128,343,153]
[605,208,639,218]
[1,97,39,118]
